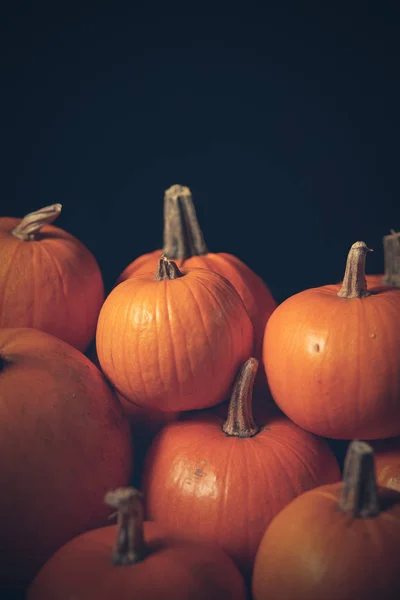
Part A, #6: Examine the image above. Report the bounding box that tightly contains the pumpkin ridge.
[164,279,182,399]
[154,285,167,399]
[171,282,196,387]
[181,275,216,381]
[38,241,69,333]
[0,240,21,325]
[194,274,236,371]
[128,285,151,403]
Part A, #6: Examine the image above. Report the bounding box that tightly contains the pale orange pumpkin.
[264,241,400,439]
[142,357,340,579]
[252,441,400,600]
[0,327,133,596]
[0,204,104,352]
[116,184,276,373]
[96,256,254,412]
[27,487,248,600]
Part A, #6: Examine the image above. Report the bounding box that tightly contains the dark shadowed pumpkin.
[27,487,248,600]
[0,328,133,596]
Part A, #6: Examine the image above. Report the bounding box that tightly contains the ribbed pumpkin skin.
[252,483,400,600]
[0,217,104,352]
[117,249,276,364]
[263,282,400,440]
[27,522,248,600]
[0,328,133,594]
[142,405,340,578]
[373,437,400,492]
[97,268,254,412]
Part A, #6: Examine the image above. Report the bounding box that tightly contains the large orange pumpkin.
[0,204,104,352]
[252,441,400,600]
[27,487,248,600]
[263,241,400,439]
[0,328,133,596]
[116,184,276,371]
[96,256,254,412]
[142,357,340,579]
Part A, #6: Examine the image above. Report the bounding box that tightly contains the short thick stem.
[337,241,372,299]
[222,357,260,437]
[105,487,147,566]
[155,255,184,280]
[383,229,400,287]
[12,204,62,241]
[163,184,208,259]
[339,441,379,518]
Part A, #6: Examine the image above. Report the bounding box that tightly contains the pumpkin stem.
[337,241,373,299]
[382,229,400,287]
[12,204,62,241]
[155,255,184,280]
[105,486,147,566]
[222,357,260,438]
[163,184,208,259]
[339,441,380,518]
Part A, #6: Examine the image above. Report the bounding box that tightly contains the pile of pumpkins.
[1,185,400,600]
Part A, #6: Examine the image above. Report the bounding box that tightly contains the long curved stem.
[12,204,62,241]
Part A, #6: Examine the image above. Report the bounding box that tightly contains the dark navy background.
[1,3,400,302]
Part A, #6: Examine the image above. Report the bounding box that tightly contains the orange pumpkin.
[142,357,340,579]
[263,241,400,439]
[0,328,133,595]
[116,184,277,372]
[96,256,254,412]
[0,204,104,352]
[27,487,248,600]
[252,441,400,600]
[372,437,400,492]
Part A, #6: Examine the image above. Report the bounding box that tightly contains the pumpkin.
[252,440,400,600]
[0,328,133,595]
[116,184,277,376]
[263,241,400,439]
[96,255,254,412]
[372,437,400,492]
[142,357,340,579]
[0,204,104,352]
[27,487,248,600]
